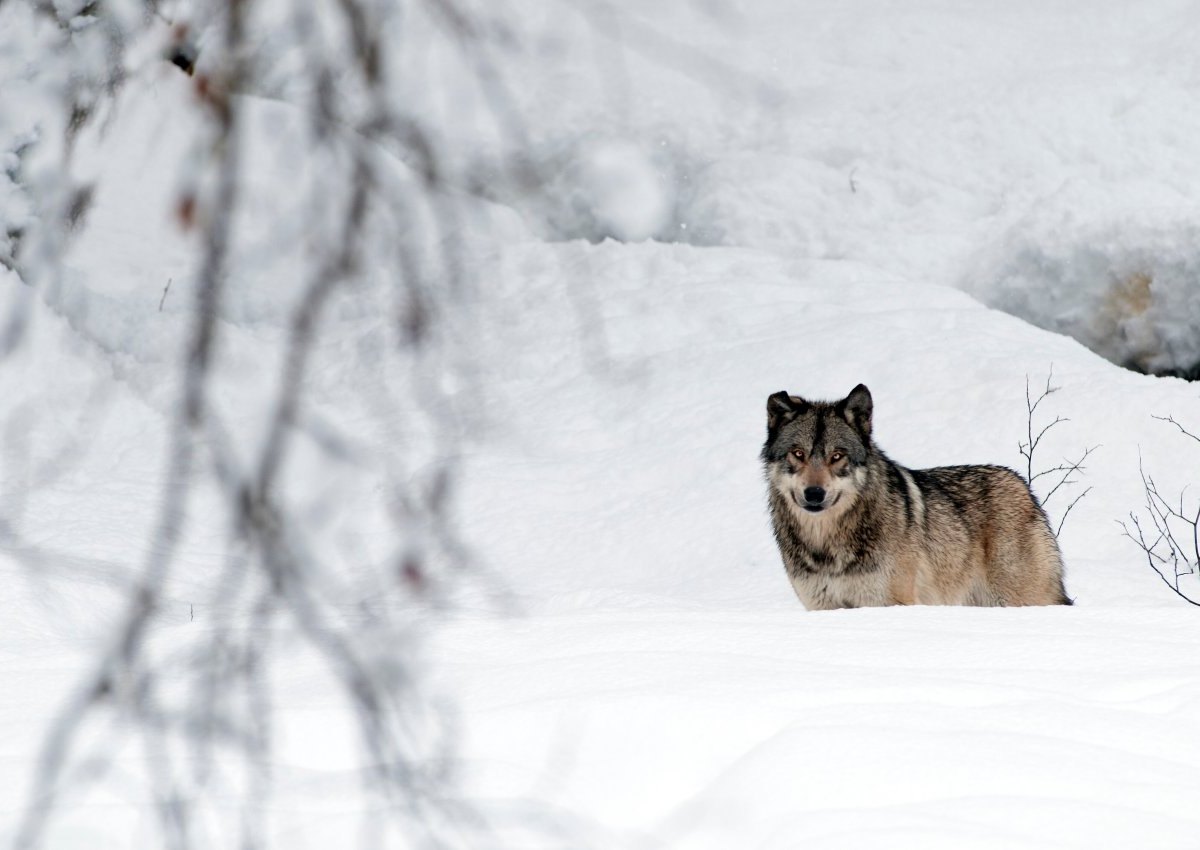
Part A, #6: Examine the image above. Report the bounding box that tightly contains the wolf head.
[762,384,874,515]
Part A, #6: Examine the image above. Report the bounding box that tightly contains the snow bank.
[966,185,1200,378]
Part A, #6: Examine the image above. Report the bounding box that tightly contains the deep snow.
[2,0,1200,848]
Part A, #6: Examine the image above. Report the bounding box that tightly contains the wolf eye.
[790,449,806,462]
[830,451,845,463]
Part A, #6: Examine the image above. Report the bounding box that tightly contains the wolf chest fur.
[761,384,1070,609]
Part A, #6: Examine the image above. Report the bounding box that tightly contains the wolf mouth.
[795,491,841,513]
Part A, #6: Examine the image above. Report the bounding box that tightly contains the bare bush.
[1120,416,1200,607]
[1018,367,1098,538]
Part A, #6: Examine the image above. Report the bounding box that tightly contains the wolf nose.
[803,486,826,505]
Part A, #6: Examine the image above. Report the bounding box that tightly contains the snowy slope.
[431,241,1200,849]
[434,608,1200,850]
[3,0,1200,848]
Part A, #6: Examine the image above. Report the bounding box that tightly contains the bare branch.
[1055,486,1092,539]
[1153,414,1200,445]
[1125,424,1200,606]
[1042,445,1098,502]
[1019,368,1094,540]
[1120,516,1200,607]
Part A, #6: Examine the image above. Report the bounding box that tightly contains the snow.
[2,0,1200,848]
[435,608,1200,849]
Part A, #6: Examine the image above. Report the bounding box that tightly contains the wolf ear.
[839,383,873,438]
[767,391,807,436]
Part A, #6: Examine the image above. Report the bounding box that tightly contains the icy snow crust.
[4,1,1200,848]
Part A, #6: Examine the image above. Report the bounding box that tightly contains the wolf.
[762,384,1071,609]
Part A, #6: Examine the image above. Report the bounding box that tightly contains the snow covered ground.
[3,0,1200,848]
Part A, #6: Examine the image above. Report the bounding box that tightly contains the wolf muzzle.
[798,486,839,513]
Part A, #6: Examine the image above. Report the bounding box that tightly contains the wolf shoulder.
[905,463,1049,516]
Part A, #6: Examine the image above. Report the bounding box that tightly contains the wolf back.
[761,384,1071,609]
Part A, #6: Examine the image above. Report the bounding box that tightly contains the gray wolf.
[762,384,1071,609]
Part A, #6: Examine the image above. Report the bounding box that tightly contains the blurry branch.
[426,0,536,168]
[3,0,753,846]
[1018,367,1098,538]
[0,1,125,355]
[563,0,780,104]
[1119,425,1200,608]
[12,0,487,845]
[15,0,250,845]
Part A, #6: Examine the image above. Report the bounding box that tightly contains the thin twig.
[1123,442,1200,606]
[1120,515,1200,607]
[1153,414,1200,445]
[1019,368,1095,539]
[1055,486,1092,538]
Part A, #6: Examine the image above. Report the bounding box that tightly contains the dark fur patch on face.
[763,386,874,466]
[762,403,869,468]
